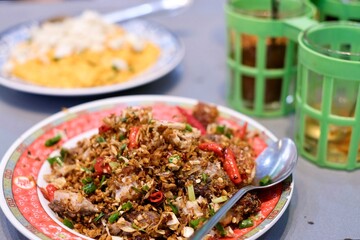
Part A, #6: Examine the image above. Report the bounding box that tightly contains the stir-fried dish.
[3,11,160,88]
[41,103,268,239]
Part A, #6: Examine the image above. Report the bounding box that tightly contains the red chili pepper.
[40,184,58,202]
[94,157,111,175]
[40,187,49,201]
[98,124,111,134]
[198,142,224,157]
[46,184,58,201]
[176,106,206,135]
[223,148,242,184]
[149,191,164,203]
[128,126,140,149]
[249,136,268,157]
[236,122,248,139]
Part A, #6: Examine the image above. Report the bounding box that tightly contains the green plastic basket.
[225,0,316,117]
[296,22,360,170]
[311,0,360,22]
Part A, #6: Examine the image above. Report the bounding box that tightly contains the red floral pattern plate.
[0,95,293,240]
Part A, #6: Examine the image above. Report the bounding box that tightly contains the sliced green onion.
[212,196,228,203]
[60,148,68,158]
[239,218,254,229]
[47,156,63,166]
[201,173,209,183]
[215,223,226,236]
[142,184,150,192]
[99,175,106,187]
[81,177,93,185]
[132,223,145,232]
[119,143,127,155]
[187,184,196,201]
[120,143,127,150]
[63,218,74,229]
[45,135,61,147]
[130,223,146,232]
[109,161,120,170]
[189,217,206,229]
[108,212,120,223]
[209,206,215,216]
[216,125,225,134]
[259,175,272,186]
[225,132,232,139]
[96,136,106,143]
[83,182,96,194]
[185,124,193,132]
[168,203,179,215]
[94,212,104,222]
[81,166,94,173]
[119,134,126,141]
[131,186,141,193]
[168,155,181,163]
[121,117,127,123]
[121,201,133,211]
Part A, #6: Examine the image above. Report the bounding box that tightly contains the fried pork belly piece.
[153,121,201,150]
[192,102,219,128]
[49,190,98,218]
[219,192,261,225]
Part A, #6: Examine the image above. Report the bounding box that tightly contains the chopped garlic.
[182,226,194,238]
[117,217,136,233]
[111,236,124,240]
[189,160,201,165]
[217,177,224,183]
[184,200,203,217]
[166,212,180,230]
[50,177,67,189]
[156,229,166,235]
[167,163,180,171]
[196,196,208,205]
[112,59,128,71]
[109,37,125,50]
[126,33,145,52]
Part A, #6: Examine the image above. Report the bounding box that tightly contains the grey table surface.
[0,0,359,240]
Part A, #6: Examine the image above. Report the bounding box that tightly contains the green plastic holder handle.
[225,0,317,117]
[295,21,360,170]
[311,0,360,21]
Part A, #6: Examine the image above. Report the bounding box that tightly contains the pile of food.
[41,102,268,239]
[3,11,160,88]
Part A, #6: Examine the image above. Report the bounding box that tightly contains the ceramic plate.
[0,20,184,96]
[0,95,293,240]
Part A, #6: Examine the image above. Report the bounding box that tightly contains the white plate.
[0,95,293,240]
[0,20,184,96]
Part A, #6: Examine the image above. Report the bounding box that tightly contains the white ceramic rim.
[0,95,292,240]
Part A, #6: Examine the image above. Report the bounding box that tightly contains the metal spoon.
[103,0,193,23]
[44,0,192,25]
[189,137,298,240]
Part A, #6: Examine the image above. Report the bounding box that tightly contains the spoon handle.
[189,185,255,240]
[103,0,190,23]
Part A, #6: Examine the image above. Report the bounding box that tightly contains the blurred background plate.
[0,19,184,96]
